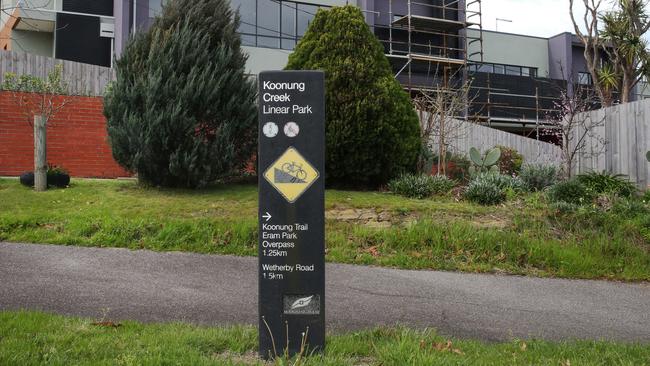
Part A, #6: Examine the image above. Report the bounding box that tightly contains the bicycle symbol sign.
[263,147,320,203]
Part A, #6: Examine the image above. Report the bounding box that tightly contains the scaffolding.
[361,1,565,136]
[363,0,484,91]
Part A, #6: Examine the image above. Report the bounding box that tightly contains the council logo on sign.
[263,147,319,203]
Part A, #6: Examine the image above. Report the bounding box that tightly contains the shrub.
[285,6,420,188]
[19,172,34,187]
[104,0,257,188]
[464,177,507,205]
[576,171,637,198]
[495,145,524,176]
[473,172,526,192]
[19,165,70,188]
[47,165,70,188]
[643,190,650,203]
[547,179,594,205]
[612,197,649,217]
[520,164,558,191]
[430,152,471,182]
[388,174,455,199]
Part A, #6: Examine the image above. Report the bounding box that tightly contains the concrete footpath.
[1,242,648,342]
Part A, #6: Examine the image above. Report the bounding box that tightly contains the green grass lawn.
[1,311,648,366]
[0,178,649,281]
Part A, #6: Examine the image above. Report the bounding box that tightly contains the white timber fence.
[420,112,563,167]
[0,51,114,96]
[573,99,650,189]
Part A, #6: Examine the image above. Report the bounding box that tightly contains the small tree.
[2,65,71,191]
[570,0,613,106]
[544,86,606,179]
[104,0,257,188]
[285,5,421,188]
[413,67,473,175]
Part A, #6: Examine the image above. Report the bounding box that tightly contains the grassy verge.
[1,311,648,366]
[0,178,649,281]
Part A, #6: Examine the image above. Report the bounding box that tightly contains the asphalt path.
[1,242,649,342]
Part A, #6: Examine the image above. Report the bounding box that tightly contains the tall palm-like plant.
[600,0,650,103]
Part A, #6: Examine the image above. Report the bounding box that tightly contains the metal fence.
[573,99,650,188]
[0,51,113,96]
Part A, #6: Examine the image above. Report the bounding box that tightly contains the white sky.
[481,0,618,38]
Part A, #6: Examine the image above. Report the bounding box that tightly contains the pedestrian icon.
[263,147,319,203]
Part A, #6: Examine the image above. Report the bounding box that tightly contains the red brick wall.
[0,91,130,178]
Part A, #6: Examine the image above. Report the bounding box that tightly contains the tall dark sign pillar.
[258,71,325,358]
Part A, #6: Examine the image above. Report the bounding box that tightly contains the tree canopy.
[286,5,421,188]
[104,0,257,188]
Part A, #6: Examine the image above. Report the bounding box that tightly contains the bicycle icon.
[282,161,307,181]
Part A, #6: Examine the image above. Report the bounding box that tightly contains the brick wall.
[0,91,130,178]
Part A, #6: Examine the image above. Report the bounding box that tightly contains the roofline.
[471,28,552,40]
[470,28,578,41]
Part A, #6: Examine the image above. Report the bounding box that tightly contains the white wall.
[242,46,291,76]
[468,29,550,77]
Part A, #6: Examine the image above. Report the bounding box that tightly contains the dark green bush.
[104,0,256,188]
[47,165,70,188]
[547,180,594,205]
[576,171,637,198]
[20,165,70,188]
[643,190,650,203]
[495,145,524,176]
[520,164,558,191]
[388,174,455,199]
[285,6,420,188]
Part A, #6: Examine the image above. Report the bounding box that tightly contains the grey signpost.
[258,71,325,358]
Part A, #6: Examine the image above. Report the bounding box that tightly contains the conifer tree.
[104,0,256,188]
[286,5,421,188]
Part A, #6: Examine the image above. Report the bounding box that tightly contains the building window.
[505,65,521,76]
[281,2,297,49]
[230,0,326,50]
[257,0,280,48]
[470,62,538,78]
[578,72,593,85]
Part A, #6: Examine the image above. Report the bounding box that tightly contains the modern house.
[2,0,648,134]
[0,0,117,67]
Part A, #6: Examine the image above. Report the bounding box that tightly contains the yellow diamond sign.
[263,147,320,203]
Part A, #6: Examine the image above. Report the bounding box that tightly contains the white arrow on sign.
[263,212,272,222]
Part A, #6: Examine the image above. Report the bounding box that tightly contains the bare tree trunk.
[621,72,633,103]
[33,115,47,192]
[438,113,446,176]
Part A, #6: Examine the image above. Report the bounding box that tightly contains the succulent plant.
[468,147,501,176]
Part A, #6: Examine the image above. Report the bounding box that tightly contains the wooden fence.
[421,112,563,166]
[421,100,650,188]
[573,99,650,188]
[0,51,114,96]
